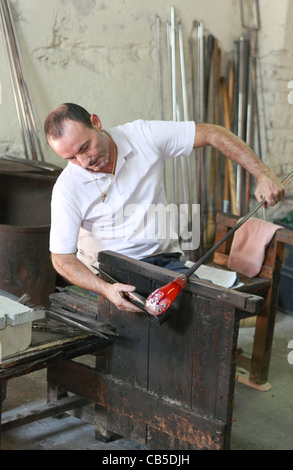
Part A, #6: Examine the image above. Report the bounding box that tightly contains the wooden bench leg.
[236,285,279,390]
[94,404,120,443]
[47,382,69,419]
[249,302,276,386]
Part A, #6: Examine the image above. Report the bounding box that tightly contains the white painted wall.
[0,0,292,218]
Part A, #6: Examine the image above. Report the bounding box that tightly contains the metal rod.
[1,0,37,160]
[170,6,178,205]
[236,36,247,216]
[156,15,164,121]
[188,23,200,209]
[0,155,60,172]
[1,0,45,162]
[178,21,192,229]
[196,20,206,253]
[5,0,41,160]
[178,22,189,121]
[46,309,111,339]
[0,1,29,158]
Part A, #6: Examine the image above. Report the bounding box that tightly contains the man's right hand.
[105,282,144,313]
[51,252,143,313]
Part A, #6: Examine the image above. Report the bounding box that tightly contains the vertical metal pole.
[156,15,164,121]
[1,0,45,162]
[1,0,37,160]
[236,36,246,216]
[178,21,192,230]
[170,6,178,205]
[196,20,206,253]
[0,1,29,158]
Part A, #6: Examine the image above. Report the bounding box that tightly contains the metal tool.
[196,20,207,254]
[92,266,173,326]
[145,171,293,316]
[220,77,237,215]
[236,36,249,216]
[92,266,147,310]
[178,21,192,230]
[46,308,117,340]
[240,0,262,214]
[156,15,164,121]
[0,155,61,172]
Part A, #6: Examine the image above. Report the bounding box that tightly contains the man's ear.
[90,114,102,130]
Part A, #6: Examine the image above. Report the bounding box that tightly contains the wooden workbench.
[0,316,113,449]
[47,251,265,451]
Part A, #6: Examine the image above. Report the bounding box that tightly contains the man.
[44,103,285,312]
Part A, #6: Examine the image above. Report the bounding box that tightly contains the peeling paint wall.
[0,0,292,217]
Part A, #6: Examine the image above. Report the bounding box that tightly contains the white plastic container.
[0,295,34,360]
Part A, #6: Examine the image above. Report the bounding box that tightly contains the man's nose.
[76,155,90,168]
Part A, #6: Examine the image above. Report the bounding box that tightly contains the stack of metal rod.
[156,2,262,256]
[0,0,44,163]
[231,0,262,216]
[156,7,223,255]
[156,8,193,231]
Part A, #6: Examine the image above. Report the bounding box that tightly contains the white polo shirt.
[50,119,196,270]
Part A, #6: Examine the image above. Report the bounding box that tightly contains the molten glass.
[145,275,187,316]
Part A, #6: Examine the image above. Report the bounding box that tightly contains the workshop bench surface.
[47,250,265,451]
[0,317,113,448]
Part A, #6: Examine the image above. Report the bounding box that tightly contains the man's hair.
[44,103,93,140]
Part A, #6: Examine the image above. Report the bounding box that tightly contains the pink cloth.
[228,217,283,278]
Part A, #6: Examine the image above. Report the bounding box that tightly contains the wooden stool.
[212,212,293,390]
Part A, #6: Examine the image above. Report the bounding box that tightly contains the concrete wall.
[0,0,292,218]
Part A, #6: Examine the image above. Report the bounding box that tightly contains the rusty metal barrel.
[0,161,60,306]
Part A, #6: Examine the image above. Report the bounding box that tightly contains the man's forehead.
[48,122,90,155]
[62,119,88,134]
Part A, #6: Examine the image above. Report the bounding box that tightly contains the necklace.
[92,140,117,202]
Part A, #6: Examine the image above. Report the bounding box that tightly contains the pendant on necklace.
[102,193,106,202]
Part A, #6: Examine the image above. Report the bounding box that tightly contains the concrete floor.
[1,311,293,451]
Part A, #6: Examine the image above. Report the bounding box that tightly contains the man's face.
[48,118,111,172]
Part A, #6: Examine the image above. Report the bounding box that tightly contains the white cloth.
[50,119,196,270]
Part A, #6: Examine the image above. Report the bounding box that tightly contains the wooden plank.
[95,270,152,442]
[98,251,264,312]
[1,395,89,432]
[190,295,238,450]
[276,228,293,246]
[0,334,110,379]
[97,265,151,386]
[48,360,226,450]
[148,290,194,406]
[49,290,99,317]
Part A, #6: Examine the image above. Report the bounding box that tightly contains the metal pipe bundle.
[0,0,44,162]
[155,3,263,255]
[157,7,193,231]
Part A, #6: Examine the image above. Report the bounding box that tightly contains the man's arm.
[51,253,142,313]
[194,123,285,207]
